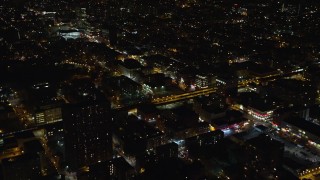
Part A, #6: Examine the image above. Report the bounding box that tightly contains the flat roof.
[283,117,320,137]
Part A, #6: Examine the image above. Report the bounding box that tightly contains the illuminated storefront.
[248,108,274,121]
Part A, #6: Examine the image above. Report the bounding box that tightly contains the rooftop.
[246,134,284,150]
[283,117,320,137]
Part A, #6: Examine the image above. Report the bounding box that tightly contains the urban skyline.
[0,0,320,179]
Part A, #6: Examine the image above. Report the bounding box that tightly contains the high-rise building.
[63,101,113,171]
[243,134,284,179]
